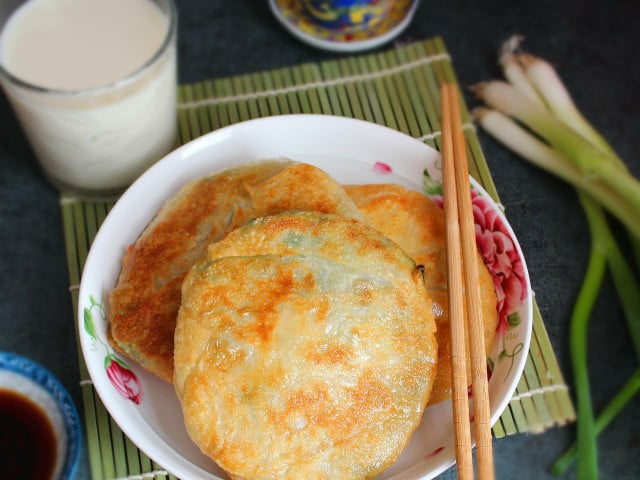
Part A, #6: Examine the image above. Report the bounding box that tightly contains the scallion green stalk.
[571,192,605,480]
[551,368,640,475]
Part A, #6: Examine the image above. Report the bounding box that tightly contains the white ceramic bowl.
[0,352,81,480]
[78,114,533,479]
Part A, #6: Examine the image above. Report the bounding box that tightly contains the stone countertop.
[1,0,638,478]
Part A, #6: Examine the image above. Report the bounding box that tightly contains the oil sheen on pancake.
[344,184,499,405]
[108,160,365,382]
[174,212,438,479]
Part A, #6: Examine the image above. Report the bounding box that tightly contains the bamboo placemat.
[62,37,575,479]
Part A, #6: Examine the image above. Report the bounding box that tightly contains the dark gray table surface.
[1,1,639,478]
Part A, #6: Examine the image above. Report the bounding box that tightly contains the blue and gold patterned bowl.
[270,0,419,52]
[303,0,392,32]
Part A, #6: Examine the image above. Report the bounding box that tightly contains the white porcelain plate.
[78,114,533,480]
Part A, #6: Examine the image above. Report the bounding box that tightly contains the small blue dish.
[0,352,81,480]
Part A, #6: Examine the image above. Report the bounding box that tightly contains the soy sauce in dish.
[0,388,57,479]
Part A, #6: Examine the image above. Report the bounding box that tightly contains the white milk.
[0,0,177,197]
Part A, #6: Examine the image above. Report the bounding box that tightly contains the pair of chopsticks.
[440,82,495,480]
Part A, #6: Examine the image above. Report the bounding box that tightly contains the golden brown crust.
[108,160,293,381]
[174,212,438,479]
[249,162,365,221]
[108,160,365,382]
[344,184,499,405]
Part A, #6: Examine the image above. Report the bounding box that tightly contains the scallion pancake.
[174,212,438,479]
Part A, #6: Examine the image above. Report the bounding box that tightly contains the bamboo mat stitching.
[177,52,451,109]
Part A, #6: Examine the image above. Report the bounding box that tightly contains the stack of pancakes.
[108,160,497,479]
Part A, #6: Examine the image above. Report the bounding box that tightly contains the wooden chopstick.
[440,82,495,480]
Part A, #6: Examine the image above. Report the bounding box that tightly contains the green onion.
[551,367,640,475]
[473,108,640,241]
[520,55,622,163]
[472,81,640,218]
[472,36,640,480]
[498,36,546,106]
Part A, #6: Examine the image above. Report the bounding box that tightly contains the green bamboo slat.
[240,74,261,120]
[507,390,530,433]
[529,333,566,427]
[192,83,210,134]
[500,404,518,436]
[195,81,211,135]
[533,304,576,422]
[310,63,335,115]
[291,65,312,115]
[281,67,302,114]
[327,60,353,117]
[466,128,501,200]
[124,434,143,475]
[234,77,253,124]
[63,37,575,478]
[336,59,364,121]
[357,56,386,126]
[95,374,116,477]
[492,418,506,438]
[183,84,202,140]
[109,416,129,477]
[221,78,240,126]
[519,323,557,433]
[207,79,223,129]
[336,59,357,118]
[378,50,408,133]
[347,57,376,123]
[319,60,343,116]
[214,78,232,128]
[521,359,555,428]
[268,68,288,115]
[299,65,321,114]
[139,451,154,477]
[367,54,400,130]
[231,76,250,122]
[514,375,538,433]
[408,43,443,150]
[250,72,268,118]
[258,71,279,117]
[388,49,425,139]
[176,88,191,145]
[201,81,219,134]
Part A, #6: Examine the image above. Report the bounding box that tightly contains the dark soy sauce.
[0,388,57,479]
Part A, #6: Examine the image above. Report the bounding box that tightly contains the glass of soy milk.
[0,0,178,199]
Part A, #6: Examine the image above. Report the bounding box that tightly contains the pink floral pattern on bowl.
[83,295,143,404]
[424,171,529,378]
